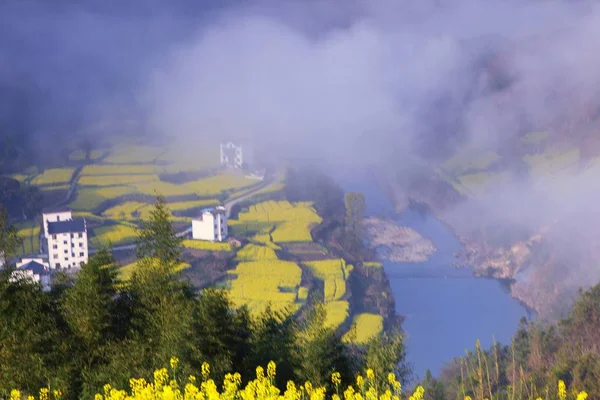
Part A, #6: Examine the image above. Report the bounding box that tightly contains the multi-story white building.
[192,206,228,242]
[11,258,51,291]
[43,208,88,269]
[220,142,243,169]
[42,207,73,238]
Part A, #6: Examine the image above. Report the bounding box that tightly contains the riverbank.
[363,217,436,263]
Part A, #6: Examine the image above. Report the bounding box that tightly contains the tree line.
[0,197,406,399]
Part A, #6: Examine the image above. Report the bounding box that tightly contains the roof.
[42,206,72,214]
[18,260,49,276]
[47,218,86,234]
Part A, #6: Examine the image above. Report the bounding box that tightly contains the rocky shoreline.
[363,217,436,263]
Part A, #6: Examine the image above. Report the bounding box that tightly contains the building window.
[63,240,67,245]
[64,257,69,261]
[53,254,58,259]
[71,243,75,247]
[79,252,84,257]
[79,242,84,247]
[52,244,58,249]
[56,263,61,268]
[71,233,74,238]
[52,235,57,240]
[64,250,68,254]
[78,233,83,238]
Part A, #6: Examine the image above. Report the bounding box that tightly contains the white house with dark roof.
[43,208,88,269]
[42,207,73,238]
[11,258,51,291]
[192,206,228,242]
[220,142,243,169]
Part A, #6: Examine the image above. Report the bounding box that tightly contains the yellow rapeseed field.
[304,259,353,302]
[235,201,322,243]
[31,168,74,186]
[70,186,137,211]
[167,199,219,211]
[227,260,302,314]
[343,313,384,344]
[90,224,138,246]
[79,175,159,186]
[182,240,232,252]
[130,174,257,197]
[15,223,41,255]
[324,301,350,329]
[102,202,149,220]
[103,145,166,164]
[236,244,278,261]
[81,164,159,176]
[119,258,191,281]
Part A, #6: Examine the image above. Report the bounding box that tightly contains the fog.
[4,0,600,315]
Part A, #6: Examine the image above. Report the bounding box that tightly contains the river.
[336,169,529,380]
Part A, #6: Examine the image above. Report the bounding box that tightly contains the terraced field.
[304,259,353,302]
[235,243,278,261]
[15,223,41,255]
[234,200,322,243]
[119,258,191,280]
[227,260,303,314]
[31,168,74,186]
[90,224,138,247]
[71,186,137,211]
[182,240,233,252]
[324,301,350,329]
[343,313,384,344]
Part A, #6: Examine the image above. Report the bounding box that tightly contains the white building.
[43,209,88,269]
[220,142,243,169]
[192,206,228,242]
[42,207,73,238]
[11,258,51,291]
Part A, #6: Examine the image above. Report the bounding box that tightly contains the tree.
[0,269,68,397]
[63,248,120,354]
[129,196,191,369]
[293,303,355,387]
[135,194,182,267]
[0,205,22,263]
[344,192,366,250]
[188,289,252,381]
[364,331,410,391]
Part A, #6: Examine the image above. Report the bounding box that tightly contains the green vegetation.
[119,258,191,281]
[15,222,40,255]
[235,243,278,260]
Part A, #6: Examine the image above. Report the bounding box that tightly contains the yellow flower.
[94,394,103,400]
[332,372,342,387]
[256,366,265,380]
[170,357,179,370]
[387,373,395,385]
[411,386,424,400]
[154,368,169,388]
[27,396,35,400]
[201,363,210,381]
[356,375,365,388]
[10,390,21,400]
[304,381,313,394]
[577,392,588,400]
[464,397,472,400]
[267,361,277,379]
[366,369,375,381]
[343,385,355,400]
[558,380,567,400]
[39,388,50,400]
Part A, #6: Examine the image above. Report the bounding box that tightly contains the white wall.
[47,231,88,269]
[16,258,49,269]
[192,209,228,241]
[10,269,51,291]
[42,211,73,238]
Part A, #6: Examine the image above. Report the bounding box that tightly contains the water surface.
[336,169,528,380]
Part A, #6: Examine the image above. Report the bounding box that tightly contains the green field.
[343,313,384,344]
